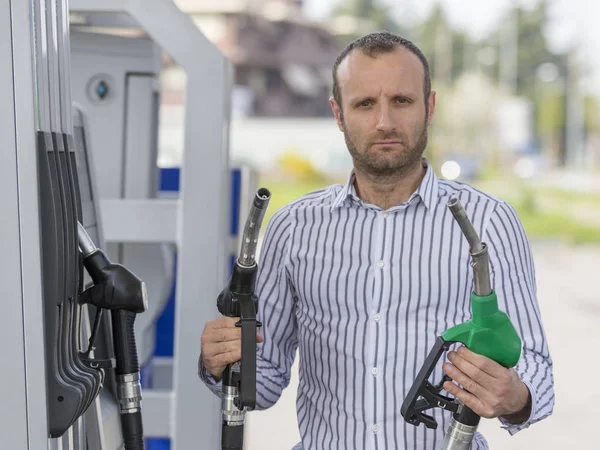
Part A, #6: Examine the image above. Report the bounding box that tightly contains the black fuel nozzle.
[77,222,147,450]
[218,188,270,450]
[401,337,459,430]
[78,223,147,314]
[217,262,262,411]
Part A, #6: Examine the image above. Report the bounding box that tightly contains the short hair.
[332,31,431,110]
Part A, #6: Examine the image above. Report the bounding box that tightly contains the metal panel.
[70,2,232,447]
[2,1,49,448]
[45,0,61,132]
[142,390,175,438]
[69,31,157,198]
[0,4,29,448]
[56,0,73,134]
[31,0,51,131]
[73,106,125,450]
[123,75,159,199]
[120,75,173,367]
[100,199,178,243]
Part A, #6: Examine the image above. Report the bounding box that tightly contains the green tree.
[489,1,567,99]
[330,0,407,39]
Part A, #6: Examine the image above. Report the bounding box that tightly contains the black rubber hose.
[112,309,144,449]
[222,423,244,450]
[112,310,139,375]
[454,405,481,427]
[121,410,145,450]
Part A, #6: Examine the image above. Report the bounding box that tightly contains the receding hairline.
[334,45,427,101]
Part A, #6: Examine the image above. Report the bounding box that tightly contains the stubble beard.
[342,115,429,178]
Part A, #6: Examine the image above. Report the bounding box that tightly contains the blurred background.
[157,0,598,448]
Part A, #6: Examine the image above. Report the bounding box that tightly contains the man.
[199,31,554,449]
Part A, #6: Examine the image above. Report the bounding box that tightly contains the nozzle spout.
[447,197,491,296]
[238,188,271,268]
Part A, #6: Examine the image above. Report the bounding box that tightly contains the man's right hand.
[201,317,264,381]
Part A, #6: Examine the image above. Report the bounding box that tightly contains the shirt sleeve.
[197,205,299,410]
[198,355,224,397]
[484,201,555,435]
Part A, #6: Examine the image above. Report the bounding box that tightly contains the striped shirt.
[200,159,554,450]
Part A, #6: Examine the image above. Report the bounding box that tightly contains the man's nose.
[376,105,395,133]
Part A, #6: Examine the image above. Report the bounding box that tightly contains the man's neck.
[353,160,427,210]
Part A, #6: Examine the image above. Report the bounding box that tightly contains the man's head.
[330,31,436,177]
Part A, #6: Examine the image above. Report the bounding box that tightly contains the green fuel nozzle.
[441,290,521,368]
[401,197,522,449]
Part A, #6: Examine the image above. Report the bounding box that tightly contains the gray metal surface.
[32,0,51,131]
[70,2,232,447]
[441,419,477,450]
[56,0,73,134]
[45,0,62,133]
[0,3,31,447]
[2,1,52,448]
[70,33,174,373]
[121,74,170,367]
[448,197,492,296]
[69,31,158,198]
[73,106,125,450]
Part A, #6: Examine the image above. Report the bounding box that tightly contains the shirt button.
[373,314,381,322]
[372,424,379,433]
[371,367,378,376]
[376,260,384,268]
[382,212,389,218]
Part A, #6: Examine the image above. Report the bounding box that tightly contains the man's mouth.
[373,141,401,146]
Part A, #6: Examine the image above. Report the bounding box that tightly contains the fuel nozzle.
[401,197,521,449]
[77,222,147,450]
[217,188,271,450]
[78,223,147,314]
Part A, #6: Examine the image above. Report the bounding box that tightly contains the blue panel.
[230,168,241,236]
[154,256,177,357]
[140,365,152,388]
[146,438,171,450]
[159,167,180,192]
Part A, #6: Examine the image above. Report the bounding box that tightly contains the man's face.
[330,47,436,177]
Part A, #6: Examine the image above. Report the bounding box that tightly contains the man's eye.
[395,98,408,104]
[358,100,372,107]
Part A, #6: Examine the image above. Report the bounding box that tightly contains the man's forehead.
[337,46,424,94]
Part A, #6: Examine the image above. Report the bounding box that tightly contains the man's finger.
[211,327,242,343]
[207,316,240,330]
[456,346,505,378]
[442,362,488,401]
[204,340,242,358]
[214,350,242,367]
[443,381,489,418]
[447,351,495,388]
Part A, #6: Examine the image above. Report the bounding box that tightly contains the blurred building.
[169,0,342,117]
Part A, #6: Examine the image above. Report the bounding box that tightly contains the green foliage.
[276,150,327,184]
[331,0,407,40]
[537,91,565,134]
[260,175,600,245]
[258,178,328,227]
[584,96,600,132]
[516,208,600,245]
[475,178,600,245]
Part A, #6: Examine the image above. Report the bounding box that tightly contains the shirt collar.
[330,158,439,212]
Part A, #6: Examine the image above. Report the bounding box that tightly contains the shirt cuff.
[198,355,223,397]
[498,379,536,435]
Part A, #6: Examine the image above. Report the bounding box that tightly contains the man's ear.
[427,91,437,125]
[329,97,344,132]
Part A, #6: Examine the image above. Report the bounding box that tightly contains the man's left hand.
[442,346,531,423]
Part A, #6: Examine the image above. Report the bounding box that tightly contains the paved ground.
[243,241,600,449]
